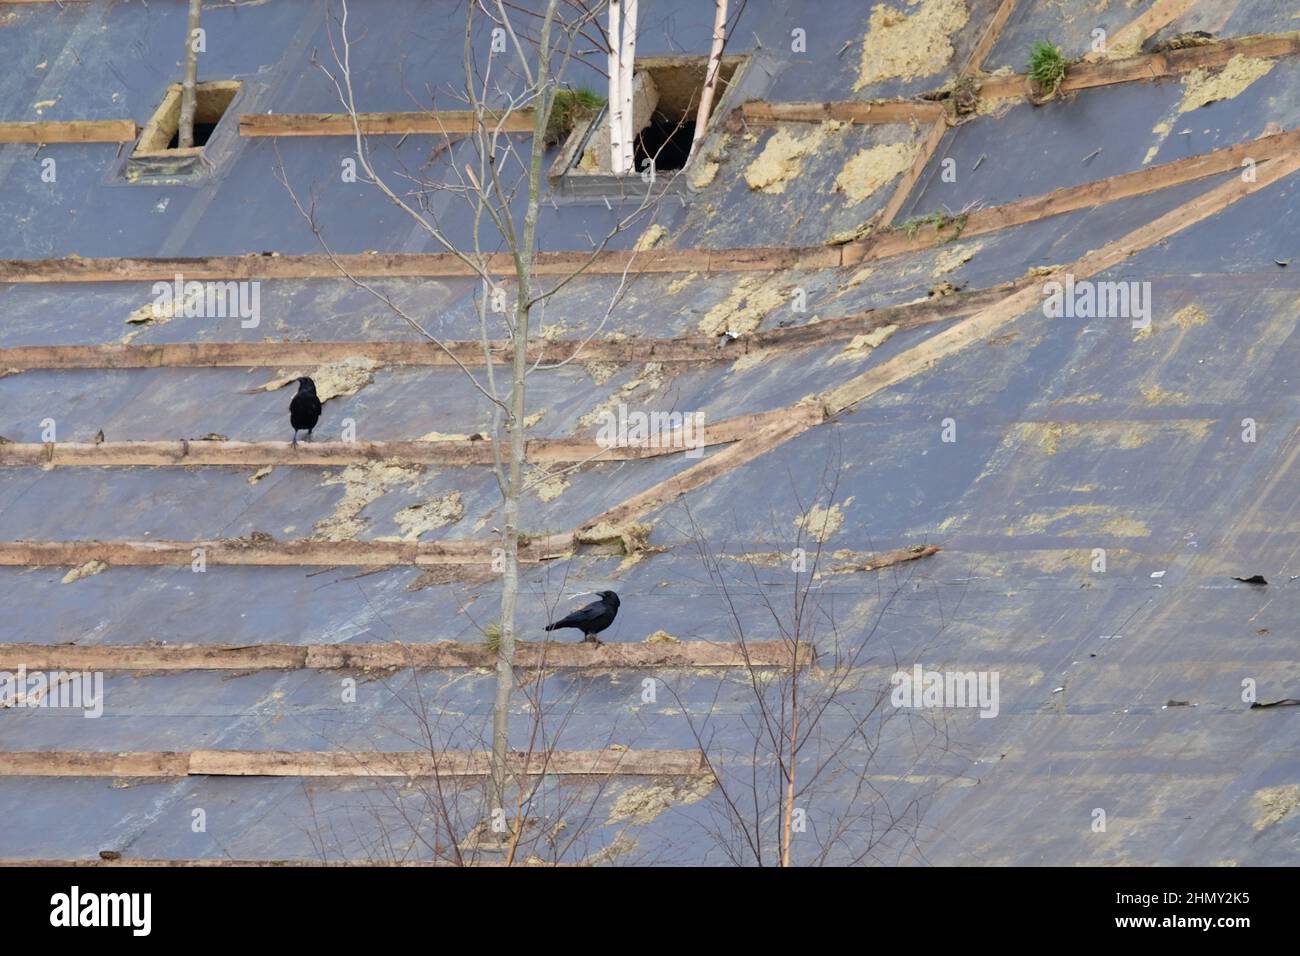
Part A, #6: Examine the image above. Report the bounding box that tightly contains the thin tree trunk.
[488,0,560,852]
[781,612,802,867]
[178,0,202,148]
[618,0,637,174]
[607,0,624,173]
[781,697,799,867]
[689,0,728,163]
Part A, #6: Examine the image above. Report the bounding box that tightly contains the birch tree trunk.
[618,0,637,174]
[689,0,728,163]
[608,0,624,173]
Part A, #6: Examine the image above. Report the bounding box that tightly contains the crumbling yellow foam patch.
[585,361,620,386]
[744,121,842,194]
[932,239,985,276]
[418,430,472,442]
[1003,506,1150,537]
[1179,55,1275,113]
[1253,784,1300,831]
[258,356,382,403]
[1135,302,1208,339]
[1145,57,1275,164]
[691,157,721,188]
[388,491,465,540]
[529,467,571,503]
[1016,420,1208,456]
[121,285,205,344]
[578,363,666,430]
[795,498,854,543]
[314,460,423,541]
[698,275,788,336]
[61,560,108,584]
[634,223,667,251]
[666,272,697,296]
[854,0,970,91]
[606,775,715,826]
[1104,31,1145,61]
[1173,303,1209,328]
[830,324,898,364]
[834,141,919,205]
[1101,516,1150,537]
[690,139,726,189]
[1140,384,1190,405]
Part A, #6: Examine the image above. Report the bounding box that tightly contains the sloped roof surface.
[0,0,1298,865]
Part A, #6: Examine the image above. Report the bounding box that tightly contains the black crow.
[545,590,620,643]
[289,376,321,447]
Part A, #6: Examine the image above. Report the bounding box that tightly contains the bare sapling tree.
[276,0,684,852]
[662,447,957,865]
[297,592,670,865]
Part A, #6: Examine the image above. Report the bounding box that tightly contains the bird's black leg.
[292,429,299,448]
[583,633,604,646]
[306,428,313,444]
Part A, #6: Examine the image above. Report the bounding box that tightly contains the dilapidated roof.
[0,0,1298,865]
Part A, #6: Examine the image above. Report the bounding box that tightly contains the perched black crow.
[545,590,620,643]
[289,376,321,447]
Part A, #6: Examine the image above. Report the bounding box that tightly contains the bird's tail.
[544,623,556,632]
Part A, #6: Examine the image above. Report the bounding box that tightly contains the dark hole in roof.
[167,121,219,149]
[636,114,695,172]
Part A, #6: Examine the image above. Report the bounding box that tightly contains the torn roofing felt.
[0,0,1299,865]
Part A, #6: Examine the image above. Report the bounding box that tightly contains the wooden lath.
[979,30,1300,100]
[1081,0,1199,63]
[0,408,794,468]
[738,100,945,126]
[963,0,1020,74]
[0,437,703,469]
[0,404,836,468]
[0,749,709,778]
[0,639,811,671]
[0,536,938,580]
[0,120,137,144]
[853,127,1300,262]
[732,32,1300,126]
[0,282,1013,371]
[877,114,948,230]
[0,536,572,568]
[239,110,535,137]
[0,245,841,284]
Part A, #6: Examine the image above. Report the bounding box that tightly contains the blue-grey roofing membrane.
[0,0,1298,865]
